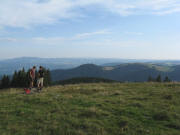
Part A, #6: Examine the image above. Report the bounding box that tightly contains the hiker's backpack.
[24,88,31,94]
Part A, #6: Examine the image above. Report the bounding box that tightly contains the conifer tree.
[1,67,52,89]
[45,69,51,86]
[164,76,171,82]
[40,68,51,87]
[0,75,10,88]
[148,76,153,82]
[11,71,18,87]
[156,75,162,82]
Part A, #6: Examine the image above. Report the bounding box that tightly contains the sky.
[0,0,180,60]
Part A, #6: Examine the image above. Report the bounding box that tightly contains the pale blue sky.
[0,0,180,59]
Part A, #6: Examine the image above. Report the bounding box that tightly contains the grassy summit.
[0,83,180,135]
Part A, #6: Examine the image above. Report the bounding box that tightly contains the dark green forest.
[0,68,51,89]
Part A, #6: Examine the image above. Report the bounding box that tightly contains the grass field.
[0,83,180,135]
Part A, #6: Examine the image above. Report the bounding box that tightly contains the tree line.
[53,77,117,85]
[0,67,51,89]
[147,75,171,82]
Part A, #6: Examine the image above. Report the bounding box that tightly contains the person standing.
[29,66,36,89]
[37,66,44,91]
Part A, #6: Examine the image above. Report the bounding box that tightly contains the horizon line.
[1,56,180,61]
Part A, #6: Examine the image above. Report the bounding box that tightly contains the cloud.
[33,29,110,43]
[0,0,180,28]
[125,32,144,36]
[0,29,110,44]
[155,7,180,15]
[0,38,17,42]
[102,0,180,16]
[73,29,111,39]
[0,0,75,28]
[33,37,65,42]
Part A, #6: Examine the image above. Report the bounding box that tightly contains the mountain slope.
[51,64,105,81]
[51,63,167,82]
[2,57,180,77]
[0,57,151,76]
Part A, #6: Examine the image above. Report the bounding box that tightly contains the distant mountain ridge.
[51,63,180,82]
[0,57,133,75]
[2,57,180,82]
[1,57,174,76]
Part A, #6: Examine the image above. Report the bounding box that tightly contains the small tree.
[41,68,51,87]
[45,69,51,86]
[148,76,153,82]
[13,68,29,87]
[164,76,171,82]
[1,67,52,89]
[156,75,162,82]
[0,75,10,89]
[11,71,18,87]
[11,68,29,88]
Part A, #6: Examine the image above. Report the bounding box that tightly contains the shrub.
[153,111,169,121]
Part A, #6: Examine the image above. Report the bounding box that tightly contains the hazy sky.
[0,0,180,59]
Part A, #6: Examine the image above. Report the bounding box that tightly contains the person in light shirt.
[37,66,44,91]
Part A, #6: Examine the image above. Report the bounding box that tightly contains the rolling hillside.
[0,83,180,135]
[2,57,180,82]
[0,57,146,76]
[2,57,180,78]
[51,63,173,82]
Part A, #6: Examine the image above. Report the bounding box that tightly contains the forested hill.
[51,63,180,82]
[2,57,180,77]
[0,57,146,76]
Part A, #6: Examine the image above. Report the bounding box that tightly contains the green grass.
[0,83,180,135]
